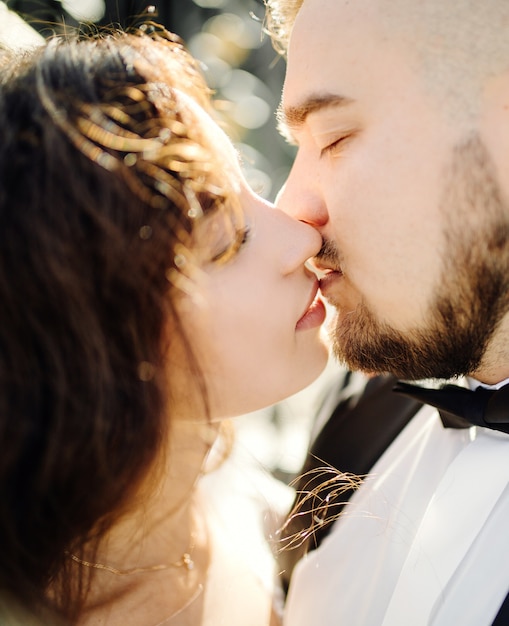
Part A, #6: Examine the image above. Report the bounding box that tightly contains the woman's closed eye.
[210,225,251,264]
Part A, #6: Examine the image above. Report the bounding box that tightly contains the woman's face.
[173,100,329,419]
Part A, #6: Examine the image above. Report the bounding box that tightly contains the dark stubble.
[327,135,509,380]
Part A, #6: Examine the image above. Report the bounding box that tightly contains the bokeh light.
[6,0,293,200]
[61,0,105,22]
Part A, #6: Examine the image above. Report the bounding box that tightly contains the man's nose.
[276,154,328,229]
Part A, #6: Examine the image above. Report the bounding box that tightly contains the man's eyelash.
[320,136,348,157]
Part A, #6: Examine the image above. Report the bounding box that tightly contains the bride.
[0,25,328,625]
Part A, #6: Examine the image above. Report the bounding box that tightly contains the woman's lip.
[296,280,327,330]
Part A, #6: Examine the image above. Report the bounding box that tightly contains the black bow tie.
[393,381,509,434]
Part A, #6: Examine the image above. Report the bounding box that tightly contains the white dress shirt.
[284,405,509,625]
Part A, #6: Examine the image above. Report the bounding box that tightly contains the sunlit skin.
[174,98,329,419]
[277,0,509,384]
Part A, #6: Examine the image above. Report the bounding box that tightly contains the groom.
[266,0,509,624]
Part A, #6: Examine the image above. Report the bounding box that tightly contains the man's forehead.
[284,0,384,85]
[282,0,383,127]
[284,0,509,132]
[289,0,509,83]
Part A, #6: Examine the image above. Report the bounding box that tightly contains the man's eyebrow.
[277,93,354,132]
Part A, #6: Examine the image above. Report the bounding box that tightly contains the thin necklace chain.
[66,500,199,576]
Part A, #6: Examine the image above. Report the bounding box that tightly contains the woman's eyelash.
[229,225,251,256]
[237,225,251,247]
[211,225,251,264]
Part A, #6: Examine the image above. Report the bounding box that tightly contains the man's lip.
[312,258,343,275]
[319,269,343,295]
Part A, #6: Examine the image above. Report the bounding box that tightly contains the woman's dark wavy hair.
[0,26,241,621]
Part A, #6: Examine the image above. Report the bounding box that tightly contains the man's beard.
[328,135,509,380]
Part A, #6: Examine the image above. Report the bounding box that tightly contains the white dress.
[198,435,294,625]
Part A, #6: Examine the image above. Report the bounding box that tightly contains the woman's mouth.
[296,281,327,331]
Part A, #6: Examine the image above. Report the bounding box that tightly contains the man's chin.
[331,327,482,381]
[329,310,466,380]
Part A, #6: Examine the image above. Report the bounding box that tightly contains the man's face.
[279,0,509,381]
